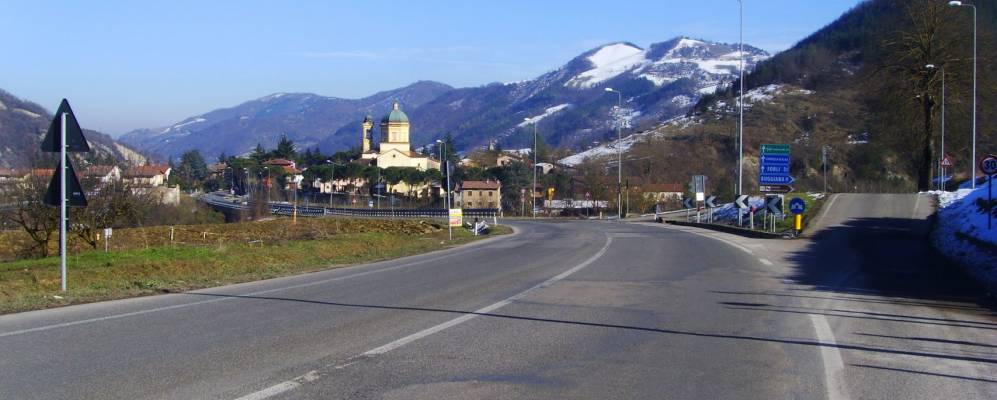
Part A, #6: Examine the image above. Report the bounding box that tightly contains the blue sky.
[0,0,863,135]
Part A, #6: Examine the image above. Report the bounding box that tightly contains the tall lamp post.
[926,64,946,190]
[326,159,343,206]
[604,87,623,219]
[436,139,451,211]
[948,1,976,187]
[737,0,745,196]
[522,118,539,219]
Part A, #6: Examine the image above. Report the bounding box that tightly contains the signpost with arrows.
[42,99,91,292]
[760,144,794,192]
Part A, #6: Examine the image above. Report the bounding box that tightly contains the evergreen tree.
[274,134,296,160]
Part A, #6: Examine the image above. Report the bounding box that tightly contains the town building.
[456,180,502,209]
[123,165,171,187]
[640,183,684,202]
[82,165,121,183]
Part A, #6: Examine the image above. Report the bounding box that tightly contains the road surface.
[1,194,994,399]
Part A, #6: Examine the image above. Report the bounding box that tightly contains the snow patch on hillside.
[566,43,647,88]
[518,104,571,127]
[743,84,814,104]
[559,115,695,167]
[162,117,207,133]
[12,108,40,118]
[929,185,997,290]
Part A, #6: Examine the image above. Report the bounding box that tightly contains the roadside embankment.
[929,185,997,291]
[0,218,510,314]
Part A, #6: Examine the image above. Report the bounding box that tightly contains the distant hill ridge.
[119,36,768,159]
[0,89,146,169]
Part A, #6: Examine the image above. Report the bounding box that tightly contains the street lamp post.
[605,87,623,219]
[738,0,744,196]
[436,139,452,240]
[522,118,539,219]
[436,139,451,211]
[948,1,977,187]
[926,64,946,190]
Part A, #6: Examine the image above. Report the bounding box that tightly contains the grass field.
[0,218,510,314]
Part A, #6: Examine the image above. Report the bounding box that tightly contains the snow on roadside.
[927,182,997,290]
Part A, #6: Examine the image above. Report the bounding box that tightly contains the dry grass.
[0,218,511,314]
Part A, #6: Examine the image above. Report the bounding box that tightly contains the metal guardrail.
[199,194,499,220]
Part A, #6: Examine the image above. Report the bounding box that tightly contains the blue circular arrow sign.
[789,197,806,214]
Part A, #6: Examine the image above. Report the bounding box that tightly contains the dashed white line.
[233,381,300,400]
[758,258,774,266]
[232,235,614,400]
[364,235,613,356]
[810,314,848,400]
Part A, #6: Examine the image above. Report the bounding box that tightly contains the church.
[360,101,439,171]
[359,101,440,196]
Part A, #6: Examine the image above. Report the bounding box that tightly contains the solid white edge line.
[0,229,522,339]
[809,314,848,400]
[363,235,613,356]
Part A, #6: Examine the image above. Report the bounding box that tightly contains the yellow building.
[360,101,440,195]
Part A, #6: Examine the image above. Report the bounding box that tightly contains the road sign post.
[448,208,463,240]
[980,154,997,230]
[760,144,794,193]
[41,99,90,292]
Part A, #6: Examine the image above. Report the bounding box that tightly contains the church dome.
[381,101,409,124]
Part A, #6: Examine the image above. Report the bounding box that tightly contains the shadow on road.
[185,291,997,366]
[782,216,995,311]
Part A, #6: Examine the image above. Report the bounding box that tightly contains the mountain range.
[0,89,146,169]
[119,37,768,159]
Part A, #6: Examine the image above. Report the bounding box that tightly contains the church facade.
[359,101,440,196]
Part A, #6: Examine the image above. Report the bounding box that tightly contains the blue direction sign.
[759,174,795,185]
[761,165,790,174]
[789,197,806,214]
[760,154,790,164]
[760,143,793,191]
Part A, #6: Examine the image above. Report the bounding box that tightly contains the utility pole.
[948,1,977,187]
[605,87,623,218]
[822,145,829,193]
[737,0,746,225]
[523,118,539,219]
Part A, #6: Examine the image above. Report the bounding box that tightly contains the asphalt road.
[1,193,994,399]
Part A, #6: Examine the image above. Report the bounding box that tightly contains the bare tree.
[874,0,974,190]
[71,178,143,249]
[0,173,59,257]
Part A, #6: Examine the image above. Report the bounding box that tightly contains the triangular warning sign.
[44,160,88,207]
[41,99,90,153]
[940,155,954,167]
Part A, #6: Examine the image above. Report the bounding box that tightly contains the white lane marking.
[230,235,614,400]
[810,314,848,400]
[233,381,300,400]
[234,369,323,400]
[362,235,613,356]
[758,258,774,266]
[911,194,922,219]
[809,194,839,232]
[0,240,511,338]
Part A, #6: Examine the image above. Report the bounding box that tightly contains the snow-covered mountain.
[393,37,768,152]
[565,38,765,92]
[122,37,767,158]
